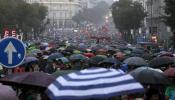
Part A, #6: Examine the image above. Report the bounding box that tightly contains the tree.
[0,0,47,38]
[164,0,175,30]
[164,0,175,50]
[72,1,109,25]
[112,0,146,42]
[72,10,85,25]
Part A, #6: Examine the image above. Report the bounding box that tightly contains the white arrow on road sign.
[4,42,17,64]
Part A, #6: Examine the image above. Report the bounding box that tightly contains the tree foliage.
[164,0,175,31]
[72,1,109,25]
[112,0,146,32]
[0,0,47,34]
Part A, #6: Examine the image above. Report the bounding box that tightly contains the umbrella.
[0,72,55,91]
[56,57,69,64]
[29,49,42,54]
[73,50,82,54]
[155,51,173,57]
[131,48,144,54]
[99,58,121,65]
[48,53,64,61]
[130,67,170,85]
[58,47,65,51]
[91,44,104,51]
[130,48,144,57]
[123,57,147,67]
[0,85,19,100]
[69,54,87,62]
[83,53,95,58]
[78,43,88,51]
[23,57,38,64]
[46,67,144,100]
[149,57,174,68]
[89,55,107,65]
[66,45,77,52]
[52,70,76,78]
[164,67,175,77]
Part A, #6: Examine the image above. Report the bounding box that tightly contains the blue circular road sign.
[0,37,26,68]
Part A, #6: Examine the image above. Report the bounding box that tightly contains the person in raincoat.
[45,61,57,74]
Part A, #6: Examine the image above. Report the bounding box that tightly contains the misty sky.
[88,0,114,5]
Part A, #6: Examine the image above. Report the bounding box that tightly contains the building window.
[60,4,62,9]
[59,12,62,18]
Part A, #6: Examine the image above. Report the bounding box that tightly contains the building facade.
[24,0,86,28]
[146,0,170,41]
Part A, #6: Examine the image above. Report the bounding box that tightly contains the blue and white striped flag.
[46,67,144,100]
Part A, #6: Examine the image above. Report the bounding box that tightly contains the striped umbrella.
[46,67,144,100]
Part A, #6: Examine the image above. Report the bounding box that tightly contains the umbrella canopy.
[69,54,87,62]
[131,48,144,54]
[23,57,38,64]
[78,43,88,51]
[52,70,76,78]
[123,57,147,67]
[99,58,121,65]
[56,57,69,64]
[73,50,82,54]
[154,51,174,57]
[83,53,95,58]
[66,45,77,52]
[130,48,144,57]
[149,57,174,68]
[29,49,42,54]
[89,55,107,66]
[48,53,64,61]
[164,67,175,77]
[46,67,144,100]
[0,85,19,100]
[91,44,104,51]
[0,72,55,91]
[130,67,170,85]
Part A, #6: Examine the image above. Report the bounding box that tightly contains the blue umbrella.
[46,67,144,100]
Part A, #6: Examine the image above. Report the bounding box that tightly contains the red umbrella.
[83,53,95,58]
[164,67,175,77]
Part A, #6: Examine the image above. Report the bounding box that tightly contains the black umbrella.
[89,55,107,66]
[130,67,170,85]
[149,56,175,68]
[66,45,77,52]
[48,53,64,62]
[99,58,121,65]
[69,54,87,62]
[123,57,147,67]
[52,70,76,78]
[130,48,144,57]
[0,72,55,91]
[131,48,144,54]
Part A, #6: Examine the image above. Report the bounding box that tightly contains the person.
[170,31,175,52]
[165,77,175,100]
[165,85,175,100]
[45,61,56,74]
[114,52,125,62]
[145,88,160,100]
